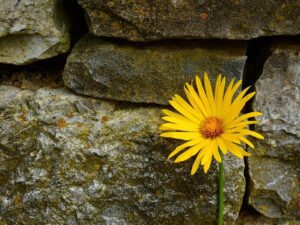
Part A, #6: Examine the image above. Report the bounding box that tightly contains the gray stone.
[78,0,300,41]
[249,43,300,220]
[63,35,246,104]
[236,210,299,225]
[0,0,70,65]
[0,86,245,225]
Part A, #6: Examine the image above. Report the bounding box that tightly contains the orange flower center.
[200,117,224,139]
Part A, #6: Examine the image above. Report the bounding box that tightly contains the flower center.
[200,117,224,139]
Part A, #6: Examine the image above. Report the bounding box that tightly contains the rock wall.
[0,0,70,65]
[0,1,299,224]
[62,37,246,104]
[78,0,300,41]
[0,86,245,225]
[249,43,300,221]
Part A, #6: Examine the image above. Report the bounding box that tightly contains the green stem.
[218,152,224,225]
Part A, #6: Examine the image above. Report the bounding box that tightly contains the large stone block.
[78,0,300,41]
[0,86,245,224]
[0,0,70,65]
[249,43,300,220]
[63,36,246,104]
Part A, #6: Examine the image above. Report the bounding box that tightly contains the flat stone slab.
[63,36,246,104]
[249,42,300,220]
[0,0,70,65]
[0,86,245,224]
[78,0,300,41]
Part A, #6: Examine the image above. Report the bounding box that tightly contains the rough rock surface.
[249,43,300,220]
[0,86,245,225]
[63,36,246,104]
[78,0,300,41]
[0,0,70,65]
[236,209,299,225]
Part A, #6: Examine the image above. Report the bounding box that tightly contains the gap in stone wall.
[97,35,247,48]
[242,35,300,98]
[62,0,89,47]
[0,0,88,92]
[237,34,300,223]
[239,36,275,222]
[0,37,246,100]
[242,36,273,113]
[235,205,279,225]
[0,55,66,91]
[240,36,273,215]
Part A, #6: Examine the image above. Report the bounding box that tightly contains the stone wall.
[0,1,299,224]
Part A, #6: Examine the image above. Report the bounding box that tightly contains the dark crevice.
[242,37,272,113]
[239,36,273,216]
[236,205,279,225]
[239,35,300,220]
[97,35,247,51]
[241,154,251,208]
[242,35,300,102]
[0,0,89,90]
[14,0,21,7]
[0,54,67,90]
[61,0,88,47]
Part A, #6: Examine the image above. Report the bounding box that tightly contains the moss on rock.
[63,36,246,104]
[0,86,245,224]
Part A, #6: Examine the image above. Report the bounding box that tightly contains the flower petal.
[233,86,251,103]
[203,151,213,173]
[175,139,207,162]
[184,86,203,115]
[160,131,201,140]
[162,110,198,125]
[222,139,244,158]
[173,94,204,120]
[221,78,235,112]
[201,141,214,165]
[169,100,200,123]
[195,75,212,115]
[204,73,217,115]
[162,116,199,128]
[233,112,263,124]
[159,123,199,132]
[225,91,256,122]
[239,129,264,139]
[239,137,255,149]
[216,137,227,154]
[185,83,209,117]
[191,147,208,175]
[168,139,200,159]
[211,140,222,163]
[226,120,258,129]
[225,140,251,157]
[221,133,241,144]
[215,75,226,116]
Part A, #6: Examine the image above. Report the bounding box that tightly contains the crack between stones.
[239,37,272,217]
[0,0,88,90]
[61,0,88,48]
[238,35,300,222]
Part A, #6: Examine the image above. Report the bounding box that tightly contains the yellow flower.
[160,73,264,175]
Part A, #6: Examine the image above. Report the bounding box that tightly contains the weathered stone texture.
[249,43,300,220]
[236,210,299,225]
[63,36,246,104]
[0,86,245,225]
[0,0,70,65]
[78,0,300,41]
